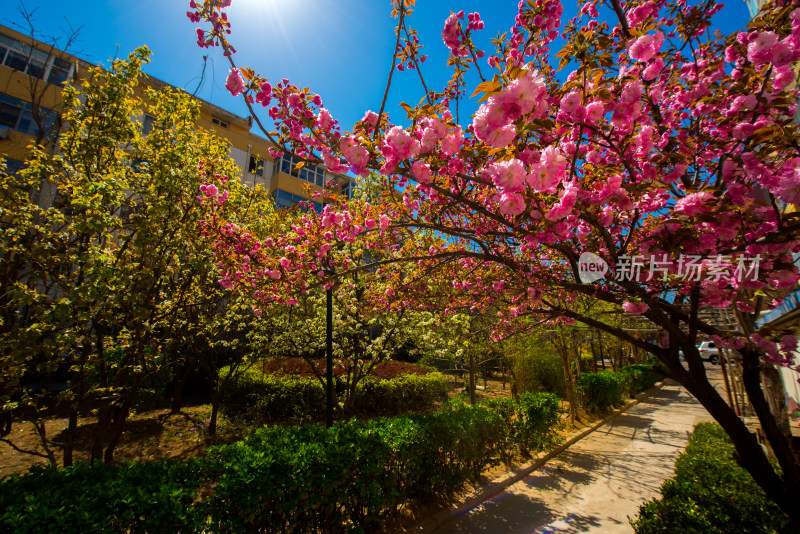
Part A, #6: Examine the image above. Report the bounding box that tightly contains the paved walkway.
[432,381,713,534]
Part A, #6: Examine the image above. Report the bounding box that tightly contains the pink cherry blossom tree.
[189,0,800,521]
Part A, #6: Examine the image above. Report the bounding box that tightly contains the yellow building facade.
[0,23,352,210]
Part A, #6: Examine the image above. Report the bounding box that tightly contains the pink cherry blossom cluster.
[441,10,485,60]
[472,70,547,148]
[189,0,800,358]
[186,1,234,53]
[516,0,564,48]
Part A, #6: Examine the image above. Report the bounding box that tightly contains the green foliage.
[511,340,565,396]
[348,372,448,415]
[220,367,326,424]
[0,389,566,532]
[619,363,661,394]
[0,460,204,533]
[484,393,562,456]
[632,422,788,533]
[515,392,562,452]
[0,47,272,461]
[220,367,449,423]
[577,370,630,411]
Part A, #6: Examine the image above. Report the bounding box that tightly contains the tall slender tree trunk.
[325,287,334,428]
[468,351,476,405]
[90,404,112,463]
[62,408,78,467]
[761,365,792,441]
[208,385,222,436]
[103,400,133,464]
[557,328,577,425]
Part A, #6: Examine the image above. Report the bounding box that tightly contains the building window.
[0,92,57,138]
[341,181,354,199]
[248,155,264,176]
[0,34,73,85]
[211,116,229,129]
[142,114,155,135]
[272,189,322,212]
[1,158,26,175]
[275,154,326,187]
[48,57,73,86]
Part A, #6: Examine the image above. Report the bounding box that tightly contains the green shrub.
[619,363,660,394]
[199,422,392,533]
[222,367,448,423]
[483,393,562,457]
[350,372,448,415]
[0,391,566,532]
[577,370,629,411]
[632,422,788,533]
[516,392,562,452]
[0,460,204,533]
[221,367,326,424]
[201,401,509,532]
[512,341,565,396]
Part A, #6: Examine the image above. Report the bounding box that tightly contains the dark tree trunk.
[103,401,132,464]
[326,287,334,428]
[62,408,78,467]
[170,359,196,413]
[90,404,112,464]
[677,362,800,525]
[208,386,222,436]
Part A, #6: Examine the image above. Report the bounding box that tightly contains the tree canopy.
[188,0,800,522]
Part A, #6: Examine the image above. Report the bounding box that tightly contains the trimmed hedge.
[578,363,661,411]
[631,422,788,533]
[221,368,448,424]
[0,393,565,532]
[483,392,562,459]
[1,398,559,533]
[620,363,661,394]
[516,392,562,452]
[221,368,326,424]
[0,460,204,533]
[198,401,508,532]
[577,370,630,411]
[348,372,449,415]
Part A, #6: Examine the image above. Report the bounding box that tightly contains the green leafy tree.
[0,47,264,464]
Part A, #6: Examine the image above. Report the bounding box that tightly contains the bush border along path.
[407,378,668,533]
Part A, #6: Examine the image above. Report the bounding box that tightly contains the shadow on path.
[433,382,712,534]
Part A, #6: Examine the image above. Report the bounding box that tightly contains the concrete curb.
[408,380,670,533]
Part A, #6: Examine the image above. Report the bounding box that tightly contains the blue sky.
[4,0,751,136]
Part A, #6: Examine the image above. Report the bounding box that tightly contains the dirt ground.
[0,404,246,479]
[445,376,515,401]
[1,377,602,481]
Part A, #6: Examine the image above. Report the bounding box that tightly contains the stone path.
[432,381,713,534]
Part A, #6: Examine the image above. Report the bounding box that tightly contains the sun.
[229,0,305,21]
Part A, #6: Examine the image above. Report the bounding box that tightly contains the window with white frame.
[0,92,57,138]
[274,154,326,187]
[0,33,74,85]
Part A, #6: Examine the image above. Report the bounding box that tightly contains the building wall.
[0,25,78,167]
[0,23,353,210]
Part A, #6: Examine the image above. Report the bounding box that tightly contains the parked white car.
[696,341,720,365]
